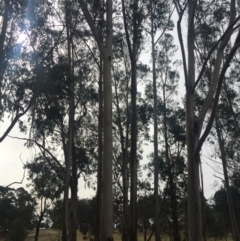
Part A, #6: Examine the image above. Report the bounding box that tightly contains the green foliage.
[26,156,63,200]
[0,187,35,230]
[49,200,63,230]
[78,198,95,238]
[6,219,28,241]
[203,186,240,240]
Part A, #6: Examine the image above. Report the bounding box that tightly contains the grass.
[24,230,123,241]
[0,229,234,241]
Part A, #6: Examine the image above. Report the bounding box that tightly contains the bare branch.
[173,0,189,85]
[6,154,26,187]
[82,38,100,68]
[154,7,175,46]
[7,135,65,181]
[213,175,225,182]
[203,160,223,176]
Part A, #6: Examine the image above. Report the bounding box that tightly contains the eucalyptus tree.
[25,40,99,241]
[212,65,240,240]
[111,28,131,240]
[210,186,240,240]
[144,1,174,239]
[144,32,186,241]
[0,0,38,142]
[78,1,113,240]
[173,0,240,240]
[121,0,148,239]
[0,0,66,143]
[23,1,103,240]
[192,2,240,240]
[0,186,36,231]
[25,156,63,241]
[29,53,97,241]
[156,34,185,241]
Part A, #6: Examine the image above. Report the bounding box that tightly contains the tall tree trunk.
[215,116,240,241]
[78,1,113,240]
[69,179,77,241]
[62,3,74,240]
[164,137,181,241]
[100,1,113,240]
[173,0,238,240]
[35,213,44,241]
[122,108,129,241]
[162,84,181,241]
[121,0,138,238]
[130,39,137,241]
[186,1,203,240]
[114,65,129,241]
[0,0,9,116]
[144,223,147,241]
[70,144,77,241]
[95,58,103,241]
[200,163,207,241]
[150,1,160,240]
[130,1,138,240]
[34,206,45,241]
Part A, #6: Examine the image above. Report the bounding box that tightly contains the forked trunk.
[173,0,238,240]
[78,0,113,240]
[187,1,203,240]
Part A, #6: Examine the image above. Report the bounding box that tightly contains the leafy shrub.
[6,219,28,241]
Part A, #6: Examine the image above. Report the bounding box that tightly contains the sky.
[0,117,96,198]
[0,111,222,200]
[0,7,224,202]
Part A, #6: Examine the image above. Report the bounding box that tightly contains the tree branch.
[122,0,133,62]
[154,7,175,46]
[213,175,225,182]
[0,96,35,142]
[195,30,240,156]
[197,1,236,128]
[193,15,240,93]
[7,135,65,181]
[78,0,104,56]
[6,154,26,187]
[173,0,188,86]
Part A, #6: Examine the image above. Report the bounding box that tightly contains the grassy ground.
[24,230,123,241]
[0,229,234,241]
[24,230,235,241]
